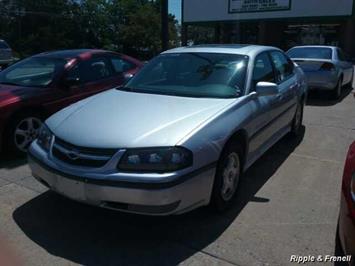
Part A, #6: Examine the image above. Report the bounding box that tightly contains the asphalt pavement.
[0,85,354,266]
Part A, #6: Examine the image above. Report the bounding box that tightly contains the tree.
[0,0,179,60]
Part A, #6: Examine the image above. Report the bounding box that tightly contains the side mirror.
[255,81,279,96]
[63,76,80,89]
[123,73,134,83]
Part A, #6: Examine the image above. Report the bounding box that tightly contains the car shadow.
[306,86,353,107]
[0,154,27,169]
[12,129,305,265]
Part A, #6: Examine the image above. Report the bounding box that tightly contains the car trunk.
[292,58,335,72]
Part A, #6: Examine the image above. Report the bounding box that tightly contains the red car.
[338,141,355,263]
[0,49,143,155]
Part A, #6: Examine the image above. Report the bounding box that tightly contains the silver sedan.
[287,45,353,99]
[28,45,308,215]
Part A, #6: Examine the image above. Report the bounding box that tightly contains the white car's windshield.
[123,52,248,98]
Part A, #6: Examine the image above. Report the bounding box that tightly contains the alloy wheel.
[14,117,42,152]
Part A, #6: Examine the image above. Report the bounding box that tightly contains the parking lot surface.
[0,87,354,266]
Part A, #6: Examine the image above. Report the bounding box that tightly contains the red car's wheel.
[5,112,43,155]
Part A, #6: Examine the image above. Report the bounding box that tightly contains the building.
[181,0,355,56]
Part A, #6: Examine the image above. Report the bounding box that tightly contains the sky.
[169,0,182,23]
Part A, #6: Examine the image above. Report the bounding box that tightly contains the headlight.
[37,124,53,151]
[118,147,193,173]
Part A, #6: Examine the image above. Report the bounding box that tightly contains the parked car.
[28,44,307,215]
[0,49,143,154]
[0,39,13,68]
[338,141,355,262]
[287,45,353,99]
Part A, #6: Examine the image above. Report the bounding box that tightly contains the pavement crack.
[289,153,342,164]
[171,239,242,266]
[304,122,355,131]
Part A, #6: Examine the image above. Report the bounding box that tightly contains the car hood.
[47,89,236,148]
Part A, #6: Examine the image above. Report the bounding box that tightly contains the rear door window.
[110,57,136,73]
[337,49,346,61]
[81,57,112,83]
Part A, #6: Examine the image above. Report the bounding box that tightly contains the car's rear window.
[287,47,333,60]
[0,41,9,49]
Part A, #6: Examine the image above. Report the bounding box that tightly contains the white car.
[28,45,308,215]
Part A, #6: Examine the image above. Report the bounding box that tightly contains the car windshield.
[0,57,66,87]
[123,52,248,98]
[287,47,333,60]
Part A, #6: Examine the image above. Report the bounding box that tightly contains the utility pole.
[161,0,169,51]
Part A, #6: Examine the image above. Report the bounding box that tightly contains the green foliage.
[0,0,179,60]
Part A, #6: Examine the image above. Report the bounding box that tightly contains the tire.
[210,142,243,212]
[289,98,304,137]
[346,72,354,90]
[332,77,343,100]
[4,112,43,156]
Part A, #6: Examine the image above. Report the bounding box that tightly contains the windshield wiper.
[116,86,135,92]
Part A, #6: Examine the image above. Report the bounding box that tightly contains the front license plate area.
[55,176,85,201]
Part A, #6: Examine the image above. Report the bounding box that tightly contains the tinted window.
[0,57,66,87]
[66,64,81,81]
[0,41,9,49]
[287,47,332,60]
[81,58,112,82]
[111,57,135,73]
[253,53,275,86]
[270,51,294,83]
[125,53,249,98]
[337,49,346,61]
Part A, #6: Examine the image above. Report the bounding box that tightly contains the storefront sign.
[183,0,354,23]
[229,0,291,13]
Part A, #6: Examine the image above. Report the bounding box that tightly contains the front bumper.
[28,141,216,215]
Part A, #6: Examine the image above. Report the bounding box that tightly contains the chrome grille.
[52,137,117,168]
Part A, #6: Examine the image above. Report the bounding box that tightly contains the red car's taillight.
[342,142,355,220]
[320,62,336,71]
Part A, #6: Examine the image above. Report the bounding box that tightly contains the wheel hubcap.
[221,152,240,201]
[14,117,42,152]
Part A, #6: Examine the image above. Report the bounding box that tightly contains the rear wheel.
[332,77,343,100]
[4,112,43,155]
[345,72,354,90]
[210,142,243,212]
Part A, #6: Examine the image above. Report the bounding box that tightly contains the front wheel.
[289,99,304,137]
[210,142,243,212]
[4,113,43,155]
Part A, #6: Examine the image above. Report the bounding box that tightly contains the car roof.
[290,45,337,50]
[162,44,279,57]
[34,49,111,60]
